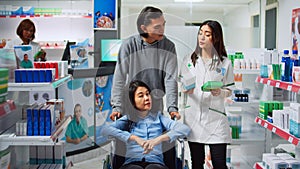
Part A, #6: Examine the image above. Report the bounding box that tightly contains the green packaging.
[201,81,223,91]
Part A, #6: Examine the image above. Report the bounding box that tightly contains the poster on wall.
[58,78,95,153]
[94,74,113,145]
[93,0,117,30]
[292,8,300,52]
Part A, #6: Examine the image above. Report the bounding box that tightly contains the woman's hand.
[130,135,146,148]
[142,137,162,154]
[182,88,194,94]
[210,88,221,96]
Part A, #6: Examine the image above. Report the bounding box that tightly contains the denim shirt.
[101,112,190,165]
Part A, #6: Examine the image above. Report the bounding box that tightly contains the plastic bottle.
[281,50,291,82]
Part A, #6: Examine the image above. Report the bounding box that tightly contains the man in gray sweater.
[110,6,180,121]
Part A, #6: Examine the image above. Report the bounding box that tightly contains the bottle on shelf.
[260,50,271,78]
[281,49,291,82]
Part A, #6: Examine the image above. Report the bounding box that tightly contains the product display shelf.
[232,130,265,145]
[0,115,72,151]
[254,162,264,169]
[256,76,300,94]
[8,74,72,91]
[234,69,260,74]
[255,116,300,146]
[0,15,92,19]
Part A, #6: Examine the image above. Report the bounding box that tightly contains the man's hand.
[110,111,121,121]
[170,111,181,120]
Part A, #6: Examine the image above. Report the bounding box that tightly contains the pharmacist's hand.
[170,111,181,120]
[40,49,47,61]
[183,88,194,94]
[73,138,81,144]
[110,111,121,121]
[210,88,221,96]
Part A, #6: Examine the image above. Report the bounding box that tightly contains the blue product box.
[22,6,34,15]
[39,70,46,82]
[20,70,27,82]
[27,104,38,136]
[11,6,23,15]
[33,70,39,82]
[15,70,21,83]
[45,105,54,136]
[45,69,52,82]
[27,70,33,83]
[33,104,44,136]
[39,105,47,136]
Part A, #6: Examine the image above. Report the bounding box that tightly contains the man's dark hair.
[136,6,163,38]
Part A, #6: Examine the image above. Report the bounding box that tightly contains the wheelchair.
[102,116,188,169]
[102,137,188,169]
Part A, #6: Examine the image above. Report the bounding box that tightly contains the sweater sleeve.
[164,42,179,113]
[111,42,130,114]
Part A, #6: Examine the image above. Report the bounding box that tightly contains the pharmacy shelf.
[234,69,260,74]
[8,74,72,91]
[255,116,300,146]
[0,15,92,19]
[231,130,265,145]
[254,162,264,169]
[0,115,71,150]
[256,76,300,93]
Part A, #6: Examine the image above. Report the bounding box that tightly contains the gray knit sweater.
[111,34,178,114]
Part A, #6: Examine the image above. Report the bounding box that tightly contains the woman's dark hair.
[128,80,151,110]
[137,6,163,38]
[73,103,81,115]
[16,19,36,41]
[191,20,227,69]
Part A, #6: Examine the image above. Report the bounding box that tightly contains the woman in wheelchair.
[101,80,190,169]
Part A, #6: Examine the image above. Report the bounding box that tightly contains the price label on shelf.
[260,79,263,83]
[267,80,271,85]
[276,82,280,88]
[288,136,294,143]
[272,127,276,133]
[258,119,262,125]
[264,123,268,128]
[3,103,11,114]
[287,85,292,91]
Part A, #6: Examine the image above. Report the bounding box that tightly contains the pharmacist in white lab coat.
[180,20,234,169]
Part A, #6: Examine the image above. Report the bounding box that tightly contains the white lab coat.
[180,54,234,144]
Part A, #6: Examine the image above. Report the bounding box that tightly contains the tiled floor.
[70,143,258,169]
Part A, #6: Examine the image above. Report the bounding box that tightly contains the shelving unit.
[256,76,300,93]
[254,76,300,168]
[1,75,72,168]
[8,74,72,91]
[255,116,300,146]
[233,69,260,74]
[254,162,264,169]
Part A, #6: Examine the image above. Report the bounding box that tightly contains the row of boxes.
[29,142,65,167]
[27,104,55,136]
[34,61,68,80]
[259,101,284,120]
[262,153,300,169]
[15,68,55,83]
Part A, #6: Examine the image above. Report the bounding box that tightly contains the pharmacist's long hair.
[191,20,227,69]
[16,19,36,41]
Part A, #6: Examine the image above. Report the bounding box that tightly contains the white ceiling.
[121,0,255,13]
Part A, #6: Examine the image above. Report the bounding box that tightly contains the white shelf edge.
[234,69,260,74]
[8,74,71,91]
